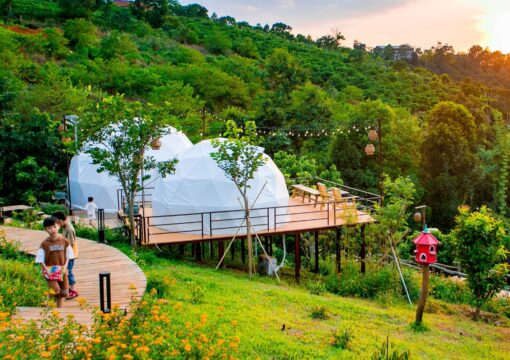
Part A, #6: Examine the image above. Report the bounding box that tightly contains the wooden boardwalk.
[1,226,146,326]
[142,197,375,246]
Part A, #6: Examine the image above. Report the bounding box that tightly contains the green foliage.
[371,337,410,360]
[421,101,479,229]
[63,18,99,51]
[324,261,420,302]
[6,0,60,20]
[310,305,329,319]
[273,150,318,183]
[58,0,96,19]
[331,328,351,349]
[82,95,178,246]
[203,30,232,55]
[453,206,509,318]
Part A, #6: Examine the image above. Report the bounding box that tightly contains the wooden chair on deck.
[316,182,334,210]
[331,187,358,224]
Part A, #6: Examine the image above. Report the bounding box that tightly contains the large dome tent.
[151,139,290,235]
[68,127,192,213]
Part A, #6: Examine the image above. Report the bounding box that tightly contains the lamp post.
[61,115,79,217]
[364,118,383,197]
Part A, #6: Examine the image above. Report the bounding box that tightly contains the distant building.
[373,44,417,62]
[113,0,133,7]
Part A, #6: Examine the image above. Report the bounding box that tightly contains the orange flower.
[184,343,192,352]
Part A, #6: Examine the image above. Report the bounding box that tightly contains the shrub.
[0,291,240,358]
[40,203,68,216]
[331,328,351,349]
[371,337,410,360]
[310,305,329,320]
[305,279,326,295]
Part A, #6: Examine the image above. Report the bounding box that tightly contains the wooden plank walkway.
[1,226,146,326]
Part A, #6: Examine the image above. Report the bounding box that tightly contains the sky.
[180,0,510,53]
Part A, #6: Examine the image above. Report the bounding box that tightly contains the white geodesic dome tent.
[151,139,290,235]
[69,127,192,213]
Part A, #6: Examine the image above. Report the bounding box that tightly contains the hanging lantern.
[150,138,162,150]
[413,212,422,223]
[368,129,378,141]
[62,137,72,144]
[364,143,375,156]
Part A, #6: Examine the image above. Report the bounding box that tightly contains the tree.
[58,0,97,19]
[453,206,508,320]
[82,95,177,247]
[210,120,265,277]
[203,30,231,55]
[420,101,478,229]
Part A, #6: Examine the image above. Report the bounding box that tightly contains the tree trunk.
[415,264,430,325]
[246,210,253,277]
[127,196,137,249]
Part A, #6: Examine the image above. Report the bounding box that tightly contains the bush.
[371,337,410,360]
[324,261,420,302]
[0,291,240,358]
[10,0,60,20]
[331,329,351,349]
[429,275,473,304]
[40,203,68,216]
[310,305,329,320]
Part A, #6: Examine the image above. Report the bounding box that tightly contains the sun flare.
[477,10,510,53]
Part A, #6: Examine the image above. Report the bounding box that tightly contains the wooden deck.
[142,197,375,246]
[1,226,146,326]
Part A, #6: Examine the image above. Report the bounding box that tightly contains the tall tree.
[211,120,265,277]
[82,95,177,247]
[420,101,478,229]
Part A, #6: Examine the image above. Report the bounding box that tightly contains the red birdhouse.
[413,227,440,264]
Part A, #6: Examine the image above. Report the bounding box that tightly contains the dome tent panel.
[152,139,290,235]
[68,127,193,213]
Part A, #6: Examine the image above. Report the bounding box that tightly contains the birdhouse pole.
[412,226,440,325]
[415,263,430,325]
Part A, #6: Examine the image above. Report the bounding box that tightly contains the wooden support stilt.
[241,239,246,263]
[264,236,269,253]
[314,231,319,273]
[269,236,273,256]
[294,233,301,283]
[231,240,235,261]
[210,241,213,258]
[191,243,195,258]
[360,224,366,274]
[196,242,202,261]
[336,227,342,273]
[218,240,225,269]
[178,245,184,256]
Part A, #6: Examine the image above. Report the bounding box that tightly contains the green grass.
[142,258,510,359]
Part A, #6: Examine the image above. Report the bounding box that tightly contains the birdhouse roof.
[413,230,440,246]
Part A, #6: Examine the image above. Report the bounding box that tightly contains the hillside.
[1,1,510,227]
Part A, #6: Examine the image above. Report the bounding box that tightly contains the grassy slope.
[144,258,510,360]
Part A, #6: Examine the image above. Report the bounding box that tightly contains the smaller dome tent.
[69,127,192,212]
[152,139,290,235]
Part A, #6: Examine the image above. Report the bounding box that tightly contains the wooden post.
[231,240,236,261]
[218,240,225,269]
[415,264,430,325]
[336,227,342,273]
[294,233,301,283]
[196,242,202,261]
[314,231,319,273]
[264,236,269,253]
[269,236,273,256]
[178,245,184,256]
[241,239,246,263]
[210,241,213,258]
[360,225,366,274]
[191,243,195,258]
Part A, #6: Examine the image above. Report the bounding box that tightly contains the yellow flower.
[123,355,133,360]
[184,344,192,352]
[41,352,51,358]
[231,320,238,327]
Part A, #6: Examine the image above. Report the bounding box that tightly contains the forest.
[1,0,510,232]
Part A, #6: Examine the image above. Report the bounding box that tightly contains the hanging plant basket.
[150,138,162,150]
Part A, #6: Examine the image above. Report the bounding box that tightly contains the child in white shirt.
[84,196,98,226]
